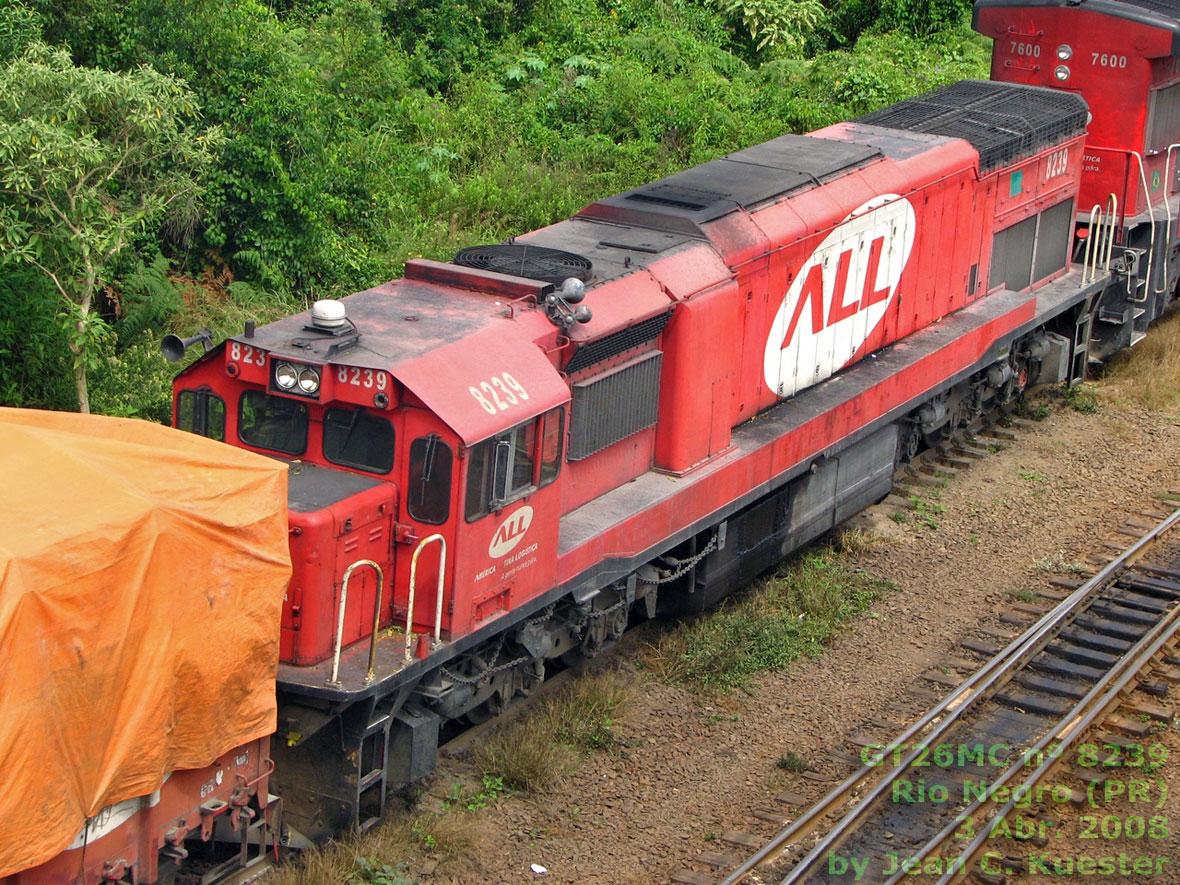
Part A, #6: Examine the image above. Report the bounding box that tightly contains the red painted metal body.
[172,89,1087,670]
[975,0,1180,219]
[1,738,273,885]
[151,68,1135,853]
[284,475,396,665]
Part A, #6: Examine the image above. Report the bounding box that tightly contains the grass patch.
[832,526,881,554]
[642,546,893,693]
[1105,307,1180,410]
[777,751,810,773]
[472,668,633,791]
[1016,399,1051,420]
[269,813,472,885]
[908,493,946,529]
[1063,383,1101,413]
[441,774,505,811]
[1006,588,1040,603]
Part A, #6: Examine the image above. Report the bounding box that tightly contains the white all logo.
[763,194,916,398]
[489,505,533,558]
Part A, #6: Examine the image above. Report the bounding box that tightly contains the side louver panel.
[568,352,662,460]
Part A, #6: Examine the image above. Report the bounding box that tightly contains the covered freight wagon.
[0,408,290,882]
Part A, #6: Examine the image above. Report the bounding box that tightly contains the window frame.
[322,406,395,475]
[176,386,226,441]
[464,407,564,522]
[237,390,310,456]
[407,433,453,525]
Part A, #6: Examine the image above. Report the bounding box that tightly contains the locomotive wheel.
[897,422,922,465]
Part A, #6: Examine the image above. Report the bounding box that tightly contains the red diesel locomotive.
[11,0,1180,879]
[168,1,1180,847]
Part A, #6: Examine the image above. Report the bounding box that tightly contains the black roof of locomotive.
[973,0,1180,52]
[577,134,882,235]
[857,80,1089,172]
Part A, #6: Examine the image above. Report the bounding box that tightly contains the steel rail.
[878,575,1180,883]
[936,586,1180,883]
[718,504,1180,885]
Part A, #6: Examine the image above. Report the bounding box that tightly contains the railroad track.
[672,501,1180,885]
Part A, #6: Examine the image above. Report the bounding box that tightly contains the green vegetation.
[0,43,221,411]
[776,750,810,772]
[1105,307,1180,411]
[441,774,505,810]
[643,545,893,693]
[268,812,470,885]
[1063,383,1101,414]
[908,491,945,528]
[0,0,986,416]
[347,857,414,885]
[472,666,632,790]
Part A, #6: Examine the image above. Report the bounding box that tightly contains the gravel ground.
[407,389,1180,885]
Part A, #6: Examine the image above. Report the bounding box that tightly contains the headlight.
[298,367,321,394]
[275,362,298,389]
[1056,44,1072,61]
[1054,65,1070,82]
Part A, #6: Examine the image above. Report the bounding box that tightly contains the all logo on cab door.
[763,195,916,398]
[488,505,533,558]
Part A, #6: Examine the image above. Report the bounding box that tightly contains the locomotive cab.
[171,294,572,676]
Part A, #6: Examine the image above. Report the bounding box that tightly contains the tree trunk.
[69,339,90,414]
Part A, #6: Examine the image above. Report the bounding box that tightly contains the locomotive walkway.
[673,502,1180,884]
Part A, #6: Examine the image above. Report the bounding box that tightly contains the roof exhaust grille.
[454,244,592,287]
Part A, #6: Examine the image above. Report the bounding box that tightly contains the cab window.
[177,387,225,441]
[465,407,563,521]
[323,407,394,474]
[539,407,563,486]
[238,391,308,455]
[408,434,453,525]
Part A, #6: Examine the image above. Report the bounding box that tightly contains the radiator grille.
[858,80,1087,171]
[568,352,662,460]
[564,312,672,374]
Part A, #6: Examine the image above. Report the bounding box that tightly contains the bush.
[16,0,992,421]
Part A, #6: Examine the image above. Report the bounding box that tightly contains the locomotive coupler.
[229,785,256,830]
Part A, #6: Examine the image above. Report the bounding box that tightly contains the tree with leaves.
[0,43,221,412]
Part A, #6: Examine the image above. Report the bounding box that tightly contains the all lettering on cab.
[489,505,533,558]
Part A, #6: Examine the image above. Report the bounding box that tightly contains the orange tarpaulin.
[0,408,291,878]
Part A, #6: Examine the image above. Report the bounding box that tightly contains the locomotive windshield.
[176,387,225,441]
[323,407,394,474]
[408,434,453,524]
[238,391,309,455]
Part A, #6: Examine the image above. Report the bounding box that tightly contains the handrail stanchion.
[1083,204,1100,283]
[406,534,446,662]
[327,559,382,687]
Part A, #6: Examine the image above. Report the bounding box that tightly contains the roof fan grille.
[454,244,593,286]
